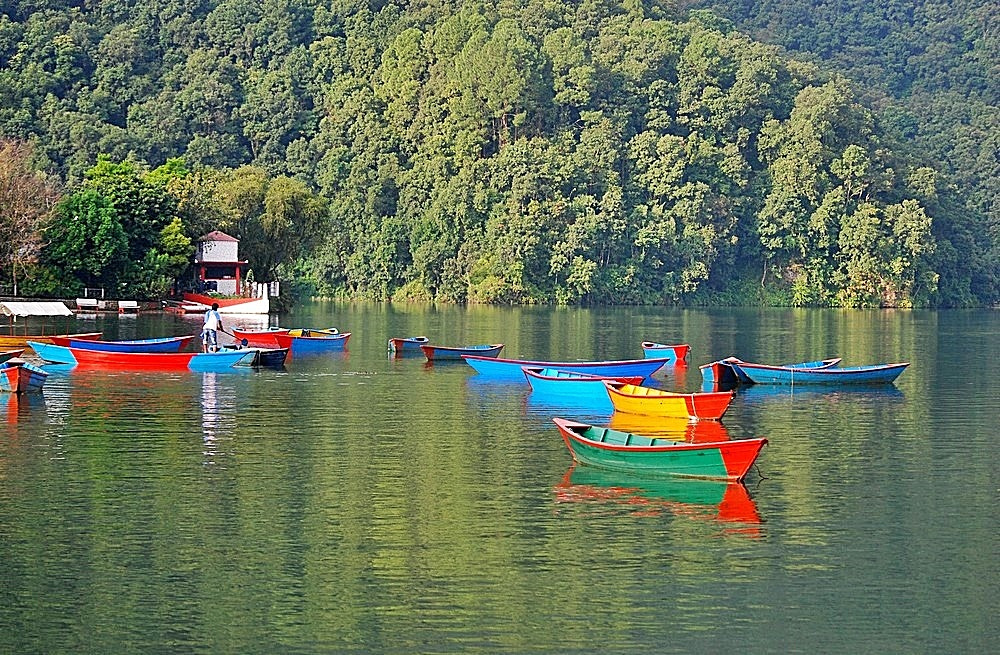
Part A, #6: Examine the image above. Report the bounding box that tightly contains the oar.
[220,329,249,347]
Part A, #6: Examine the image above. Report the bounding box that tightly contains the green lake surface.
[1,303,996,653]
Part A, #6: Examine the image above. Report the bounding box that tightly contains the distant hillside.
[0,0,995,306]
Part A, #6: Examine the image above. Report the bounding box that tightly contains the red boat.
[67,347,254,371]
[231,327,292,348]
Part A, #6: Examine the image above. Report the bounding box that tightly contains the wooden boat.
[0,349,25,364]
[421,343,504,361]
[700,356,841,384]
[640,341,691,362]
[231,326,292,348]
[0,300,103,349]
[463,355,671,381]
[225,346,289,368]
[603,381,734,420]
[523,367,644,411]
[48,335,195,353]
[0,332,102,350]
[273,329,351,354]
[733,360,910,385]
[65,346,256,371]
[388,335,429,354]
[0,358,48,394]
[554,466,761,526]
[27,341,77,364]
[553,418,767,481]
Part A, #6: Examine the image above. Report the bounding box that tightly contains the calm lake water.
[1,303,996,653]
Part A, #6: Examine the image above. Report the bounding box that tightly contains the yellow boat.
[1,300,101,350]
[603,381,735,420]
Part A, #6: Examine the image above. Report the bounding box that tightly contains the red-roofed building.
[194,230,247,295]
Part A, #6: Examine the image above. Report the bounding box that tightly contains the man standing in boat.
[202,303,224,353]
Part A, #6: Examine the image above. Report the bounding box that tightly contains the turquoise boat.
[522,367,645,412]
[464,355,670,382]
[28,340,77,364]
[733,360,910,385]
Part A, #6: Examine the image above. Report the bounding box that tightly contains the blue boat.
[421,343,504,361]
[275,329,350,355]
[50,334,195,353]
[733,360,909,385]
[463,355,670,382]
[27,340,77,364]
[522,367,646,411]
[700,357,841,384]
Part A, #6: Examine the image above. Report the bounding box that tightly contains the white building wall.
[198,241,239,262]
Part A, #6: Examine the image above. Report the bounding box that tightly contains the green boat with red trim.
[552,418,767,481]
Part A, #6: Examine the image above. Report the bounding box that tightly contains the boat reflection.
[1,390,46,425]
[554,466,762,532]
[607,414,732,443]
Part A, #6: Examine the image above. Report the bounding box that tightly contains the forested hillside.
[0,0,996,307]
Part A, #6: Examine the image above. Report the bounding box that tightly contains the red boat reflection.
[554,466,762,533]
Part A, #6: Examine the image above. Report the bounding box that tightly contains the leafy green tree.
[37,189,127,295]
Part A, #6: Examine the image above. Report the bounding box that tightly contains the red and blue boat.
[421,343,504,361]
[553,418,767,481]
[274,329,351,354]
[388,335,429,355]
[464,355,670,382]
[640,341,690,362]
[48,334,195,353]
[733,360,910,385]
[231,326,292,348]
[700,356,841,384]
[0,358,48,394]
[33,342,255,370]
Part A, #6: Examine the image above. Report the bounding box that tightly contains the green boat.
[552,418,767,481]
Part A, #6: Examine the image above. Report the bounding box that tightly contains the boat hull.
[0,349,25,364]
[640,342,691,362]
[67,347,254,371]
[699,357,841,383]
[463,356,670,382]
[274,331,351,354]
[604,382,734,420]
[735,361,909,385]
[1,332,102,350]
[388,336,429,354]
[227,347,289,368]
[553,418,766,481]
[27,341,77,363]
[0,360,48,393]
[231,327,291,348]
[49,335,195,353]
[523,367,644,412]
[421,343,504,361]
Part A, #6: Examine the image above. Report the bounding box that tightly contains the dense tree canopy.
[0,0,995,306]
